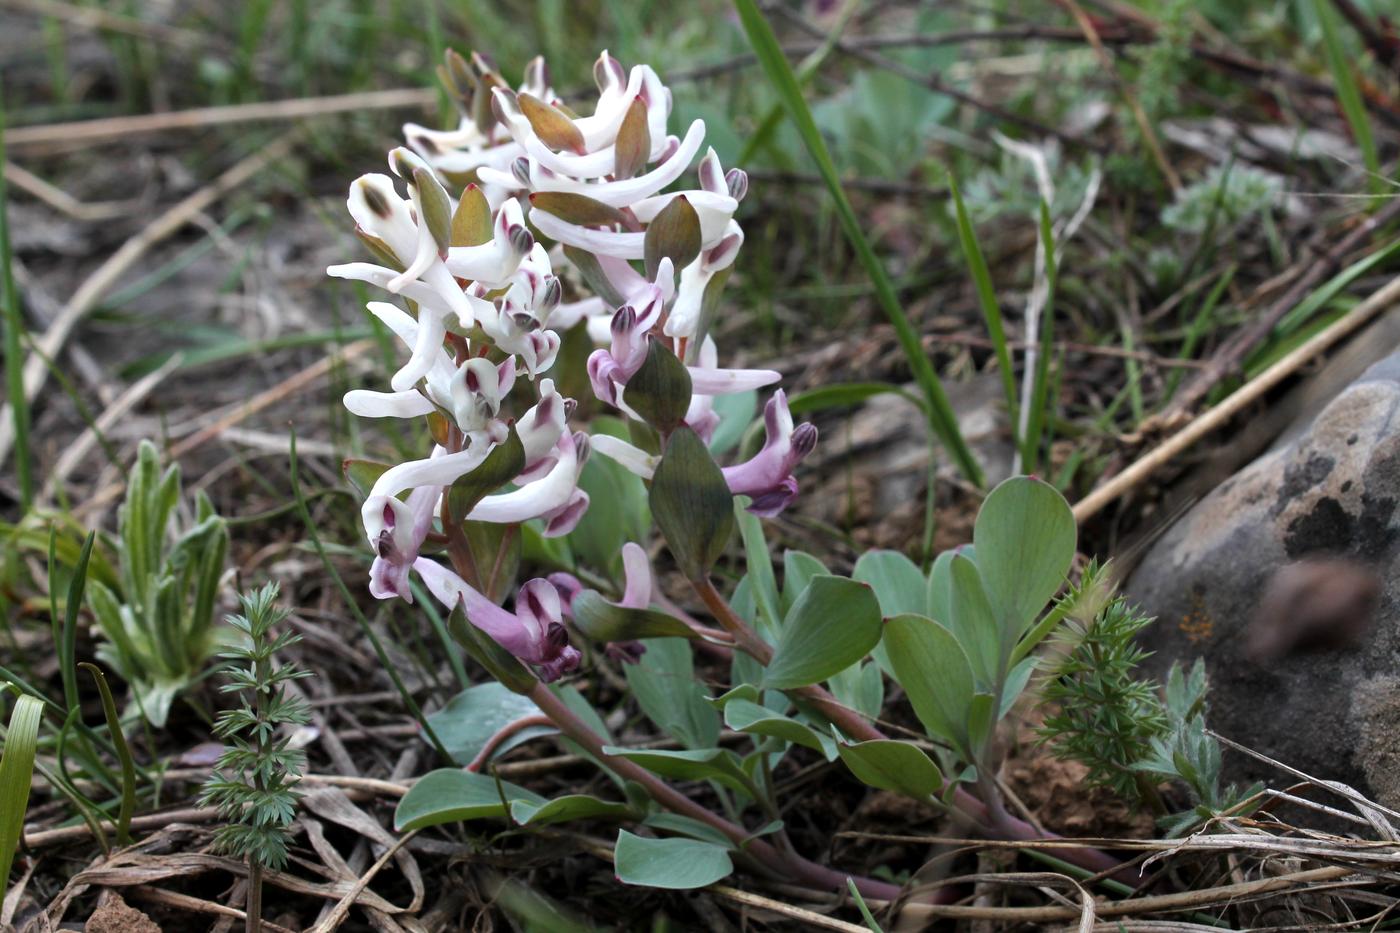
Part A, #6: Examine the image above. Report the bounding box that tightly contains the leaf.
[529,191,630,228]
[837,740,943,799]
[723,699,836,759]
[764,576,882,689]
[828,659,884,720]
[973,476,1076,644]
[780,550,828,614]
[0,692,43,890]
[736,501,780,635]
[394,769,544,831]
[613,96,650,180]
[614,830,733,889]
[1000,656,1038,719]
[570,590,697,644]
[624,638,719,749]
[601,746,754,797]
[518,92,585,153]
[642,812,734,847]
[509,794,634,826]
[708,390,756,456]
[625,338,692,434]
[947,552,1000,688]
[854,549,928,675]
[649,427,734,581]
[925,549,957,626]
[451,184,492,246]
[643,195,701,280]
[882,614,977,757]
[427,682,556,767]
[447,425,526,519]
[853,550,928,617]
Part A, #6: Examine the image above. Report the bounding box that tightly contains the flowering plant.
[332,48,1126,900]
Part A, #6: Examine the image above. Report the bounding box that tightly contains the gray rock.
[1127,351,1400,803]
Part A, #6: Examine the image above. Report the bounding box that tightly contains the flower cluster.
[330,49,818,681]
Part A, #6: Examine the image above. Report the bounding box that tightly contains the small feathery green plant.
[199,582,309,931]
[1038,566,1261,834]
[1037,561,1169,803]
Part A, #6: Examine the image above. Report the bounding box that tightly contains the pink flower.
[415,560,580,682]
[721,390,817,517]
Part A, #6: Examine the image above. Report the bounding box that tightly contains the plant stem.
[691,578,1131,881]
[246,862,263,933]
[525,681,916,902]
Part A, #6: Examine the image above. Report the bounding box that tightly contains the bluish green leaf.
[427,683,555,767]
[973,476,1076,643]
[853,549,926,674]
[763,576,882,689]
[642,812,734,847]
[723,699,836,759]
[837,739,943,799]
[624,638,719,749]
[828,660,884,721]
[614,830,733,889]
[780,550,829,614]
[708,390,756,455]
[883,614,977,757]
[394,769,544,831]
[736,500,780,634]
[601,746,754,797]
[948,552,1000,688]
[1000,656,1039,719]
[509,794,634,826]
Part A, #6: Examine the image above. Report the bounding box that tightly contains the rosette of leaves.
[1133,660,1263,836]
[86,440,229,727]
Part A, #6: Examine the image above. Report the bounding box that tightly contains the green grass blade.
[1164,264,1236,402]
[950,177,1019,440]
[50,530,96,715]
[0,78,33,510]
[1311,0,1382,194]
[731,0,984,488]
[1,690,43,891]
[78,664,135,844]
[847,877,886,932]
[738,0,860,166]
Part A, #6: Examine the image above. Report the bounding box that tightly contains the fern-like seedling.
[199,582,309,932]
[1037,561,1169,804]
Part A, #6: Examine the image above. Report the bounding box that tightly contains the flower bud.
[726,168,749,202]
[508,224,535,256]
[594,50,626,94]
[522,55,550,99]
